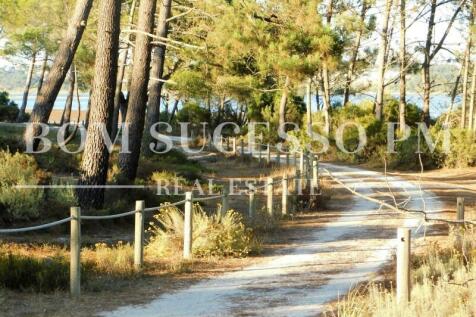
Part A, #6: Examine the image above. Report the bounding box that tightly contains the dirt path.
[100,162,444,317]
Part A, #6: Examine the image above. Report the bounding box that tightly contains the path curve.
[100,163,443,317]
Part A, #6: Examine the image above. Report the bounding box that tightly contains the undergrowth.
[326,226,476,317]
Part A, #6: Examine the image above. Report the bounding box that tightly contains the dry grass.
[325,227,476,317]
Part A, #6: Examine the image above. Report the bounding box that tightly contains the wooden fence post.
[294,152,298,171]
[249,189,255,218]
[312,158,319,189]
[134,200,145,270]
[70,207,81,298]
[267,144,271,164]
[456,197,465,246]
[267,177,274,216]
[183,192,193,259]
[397,228,411,305]
[241,138,245,156]
[232,137,237,155]
[457,197,465,221]
[294,170,301,212]
[222,186,229,216]
[282,174,288,215]
[258,140,262,163]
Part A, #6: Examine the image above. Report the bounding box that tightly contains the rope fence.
[0,143,321,298]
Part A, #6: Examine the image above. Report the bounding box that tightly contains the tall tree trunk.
[17,52,37,122]
[399,0,407,134]
[168,97,179,123]
[60,65,76,128]
[422,0,464,124]
[469,62,476,130]
[462,1,475,128]
[320,0,333,133]
[315,77,320,111]
[343,2,368,106]
[36,53,48,95]
[278,76,290,130]
[84,89,93,128]
[111,0,137,139]
[143,0,173,154]
[77,0,121,209]
[306,77,312,131]
[375,0,393,120]
[119,0,157,181]
[24,0,93,149]
[422,0,436,125]
[320,71,331,135]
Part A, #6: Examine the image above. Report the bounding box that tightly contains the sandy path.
[100,162,443,317]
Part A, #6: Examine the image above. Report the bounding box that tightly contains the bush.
[0,151,45,220]
[146,205,256,258]
[82,242,135,276]
[328,228,476,317]
[439,128,476,168]
[0,253,70,292]
[0,91,19,122]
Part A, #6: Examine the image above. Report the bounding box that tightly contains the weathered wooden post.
[267,177,274,216]
[266,144,271,164]
[258,136,263,164]
[312,158,319,189]
[282,174,288,215]
[183,192,193,259]
[222,186,230,216]
[248,189,255,219]
[397,228,411,305]
[294,170,301,195]
[457,197,465,222]
[134,200,145,270]
[70,207,81,298]
[294,152,298,171]
[294,170,301,212]
[232,137,237,155]
[456,197,465,246]
[241,138,245,156]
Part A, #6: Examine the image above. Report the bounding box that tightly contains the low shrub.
[0,91,19,122]
[146,205,257,259]
[82,242,135,276]
[439,128,476,168]
[328,228,476,317]
[0,253,71,292]
[0,151,45,220]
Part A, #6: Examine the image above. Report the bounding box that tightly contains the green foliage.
[147,205,256,258]
[0,151,44,220]
[176,102,210,126]
[0,91,19,122]
[436,128,476,168]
